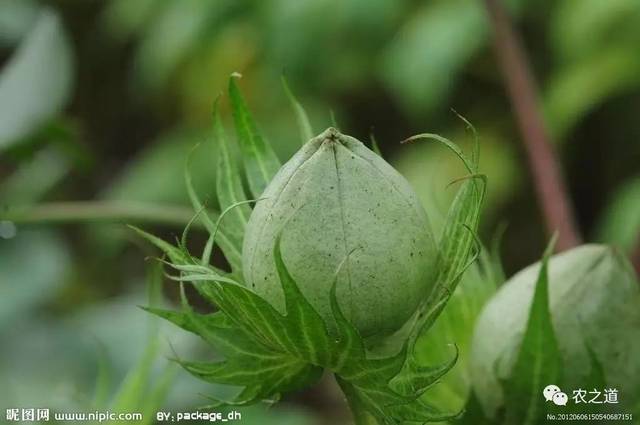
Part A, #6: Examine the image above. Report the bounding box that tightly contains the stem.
[0,201,202,228]
[482,0,582,251]
[335,376,378,425]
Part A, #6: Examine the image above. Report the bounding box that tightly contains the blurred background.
[1,0,639,423]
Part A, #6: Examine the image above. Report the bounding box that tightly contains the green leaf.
[144,308,258,360]
[549,0,640,61]
[369,131,382,157]
[325,261,460,424]
[214,97,250,256]
[328,279,365,370]
[100,264,177,425]
[145,237,330,406]
[229,74,282,197]
[91,341,112,410]
[0,1,39,46]
[402,131,486,344]
[353,319,452,421]
[501,238,563,425]
[413,261,498,413]
[129,0,218,91]
[0,7,73,151]
[146,230,460,422]
[109,322,158,413]
[184,159,243,275]
[100,0,157,41]
[378,0,524,117]
[378,1,486,116]
[128,225,191,266]
[0,148,70,205]
[281,75,314,145]
[139,364,179,425]
[456,391,493,425]
[100,128,217,206]
[544,47,640,141]
[595,175,640,253]
[0,229,71,330]
[109,263,167,414]
[391,346,458,398]
[273,235,333,365]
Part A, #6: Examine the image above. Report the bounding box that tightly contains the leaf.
[391,346,459,398]
[411,224,503,412]
[0,7,73,151]
[0,1,39,46]
[544,47,640,141]
[595,175,640,253]
[413,261,498,413]
[130,0,218,91]
[369,131,382,157]
[109,263,168,414]
[401,131,486,344]
[144,309,256,360]
[146,229,460,422]
[395,130,519,235]
[324,264,460,424]
[213,98,250,255]
[144,236,330,406]
[109,323,158,413]
[273,235,333,365]
[455,391,493,425]
[352,309,447,420]
[328,279,365,370]
[0,148,70,205]
[139,365,179,425]
[486,223,507,286]
[100,128,217,206]
[128,225,191,266]
[100,0,157,41]
[0,229,71,330]
[229,75,282,197]
[281,75,314,145]
[378,0,523,117]
[549,0,640,61]
[501,238,563,425]
[91,341,112,410]
[184,158,243,275]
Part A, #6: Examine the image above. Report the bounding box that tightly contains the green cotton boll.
[242,127,437,338]
[470,244,640,418]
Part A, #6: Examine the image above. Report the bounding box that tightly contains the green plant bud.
[242,127,437,338]
[470,244,640,417]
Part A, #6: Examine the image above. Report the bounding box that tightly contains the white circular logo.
[543,384,561,402]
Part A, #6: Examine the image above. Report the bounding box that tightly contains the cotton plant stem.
[482,0,582,251]
[0,201,202,228]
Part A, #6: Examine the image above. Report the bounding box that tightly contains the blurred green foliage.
[1,0,639,423]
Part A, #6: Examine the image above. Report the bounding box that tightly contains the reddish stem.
[482,0,582,251]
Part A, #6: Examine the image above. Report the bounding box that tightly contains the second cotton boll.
[242,127,437,338]
[470,244,640,418]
